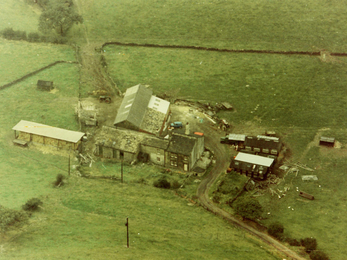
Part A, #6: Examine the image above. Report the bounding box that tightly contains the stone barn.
[114,84,171,136]
[37,80,54,91]
[12,120,85,150]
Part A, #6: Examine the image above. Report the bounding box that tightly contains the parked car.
[170,122,183,128]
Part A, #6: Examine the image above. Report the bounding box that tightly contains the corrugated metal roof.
[148,96,170,114]
[114,84,153,128]
[235,152,274,167]
[227,134,246,141]
[12,120,84,143]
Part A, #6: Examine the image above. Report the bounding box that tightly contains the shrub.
[53,174,65,187]
[22,198,43,211]
[285,237,301,246]
[171,180,181,190]
[1,28,27,41]
[153,177,171,189]
[0,205,29,232]
[268,222,284,239]
[233,197,263,220]
[309,250,330,260]
[212,194,221,204]
[28,32,41,42]
[301,237,318,252]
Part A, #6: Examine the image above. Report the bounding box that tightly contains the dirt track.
[196,123,307,260]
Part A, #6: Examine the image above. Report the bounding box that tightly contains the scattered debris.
[299,191,315,200]
[301,175,318,181]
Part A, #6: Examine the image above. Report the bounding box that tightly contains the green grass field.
[2,0,347,259]
[0,0,40,33]
[79,0,347,51]
[104,45,347,129]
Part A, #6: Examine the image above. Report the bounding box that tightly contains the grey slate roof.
[114,84,153,128]
[12,120,84,143]
[167,133,197,156]
[142,137,169,150]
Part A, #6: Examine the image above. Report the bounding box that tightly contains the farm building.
[95,126,204,171]
[37,80,54,91]
[94,126,148,162]
[319,136,335,147]
[165,132,205,171]
[220,134,246,145]
[12,120,85,150]
[230,152,275,180]
[114,84,171,136]
[244,135,282,155]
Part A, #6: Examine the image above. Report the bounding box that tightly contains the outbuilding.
[37,80,54,91]
[230,152,275,180]
[12,120,85,150]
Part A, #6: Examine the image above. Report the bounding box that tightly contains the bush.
[233,197,263,220]
[268,222,284,239]
[22,198,43,211]
[53,174,65,187]
[310,250,330,260]
[171,180,181,190]
[153,177,171,189]
[0,205,29,232]
[212,194,221,204]
[301,237,318,252]
[285,237,301,246]
[1,28,27,41]
[28,32,41,42]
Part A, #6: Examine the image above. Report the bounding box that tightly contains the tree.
[22,198,43,211]
[301,237,318,252]
[38,1,83,37]
[310,250,330,260]
[233,197,263,220]
[268,222,284,240]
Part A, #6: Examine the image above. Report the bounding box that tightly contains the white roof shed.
[12,120,85,143]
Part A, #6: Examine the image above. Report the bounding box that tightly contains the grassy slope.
[0,39,76,86]
[0,0,39,33]
[80,0,347,51]
[104,45,347,129]
[2,177,278,260]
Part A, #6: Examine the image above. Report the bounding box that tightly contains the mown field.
[78,0,347,51]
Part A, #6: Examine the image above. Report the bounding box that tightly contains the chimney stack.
[185,122,190,135]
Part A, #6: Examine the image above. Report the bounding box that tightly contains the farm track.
[196,123,307,260]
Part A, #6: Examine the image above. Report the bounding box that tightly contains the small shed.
[12,120,85,150]
[319,136,335,147]
[37,80,54,91]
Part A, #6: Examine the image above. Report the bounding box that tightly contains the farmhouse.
[165,132,205,172]
[244,135,282,155]
[95,126,204,171]
[12,120,85,150]
[114,84,171,136]
[230,152,275,180]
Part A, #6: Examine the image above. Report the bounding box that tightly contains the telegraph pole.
[125,217,129,248]
[68,147,71,176]
[121,158,124,183]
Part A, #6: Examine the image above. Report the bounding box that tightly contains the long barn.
[12,120,85,150]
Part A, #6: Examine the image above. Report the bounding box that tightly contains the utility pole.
[125,217,129,248]
[68,147,71,176]
[121,158,124,183]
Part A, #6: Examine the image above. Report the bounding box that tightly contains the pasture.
[1,0,347,259]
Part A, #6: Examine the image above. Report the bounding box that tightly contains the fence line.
[102,41,347,57]
[0,60,78,91]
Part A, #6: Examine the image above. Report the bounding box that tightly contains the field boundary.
[102,41,347,57]
[0,60,78,91]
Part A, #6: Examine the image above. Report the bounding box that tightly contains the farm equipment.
[99,96,112,103]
